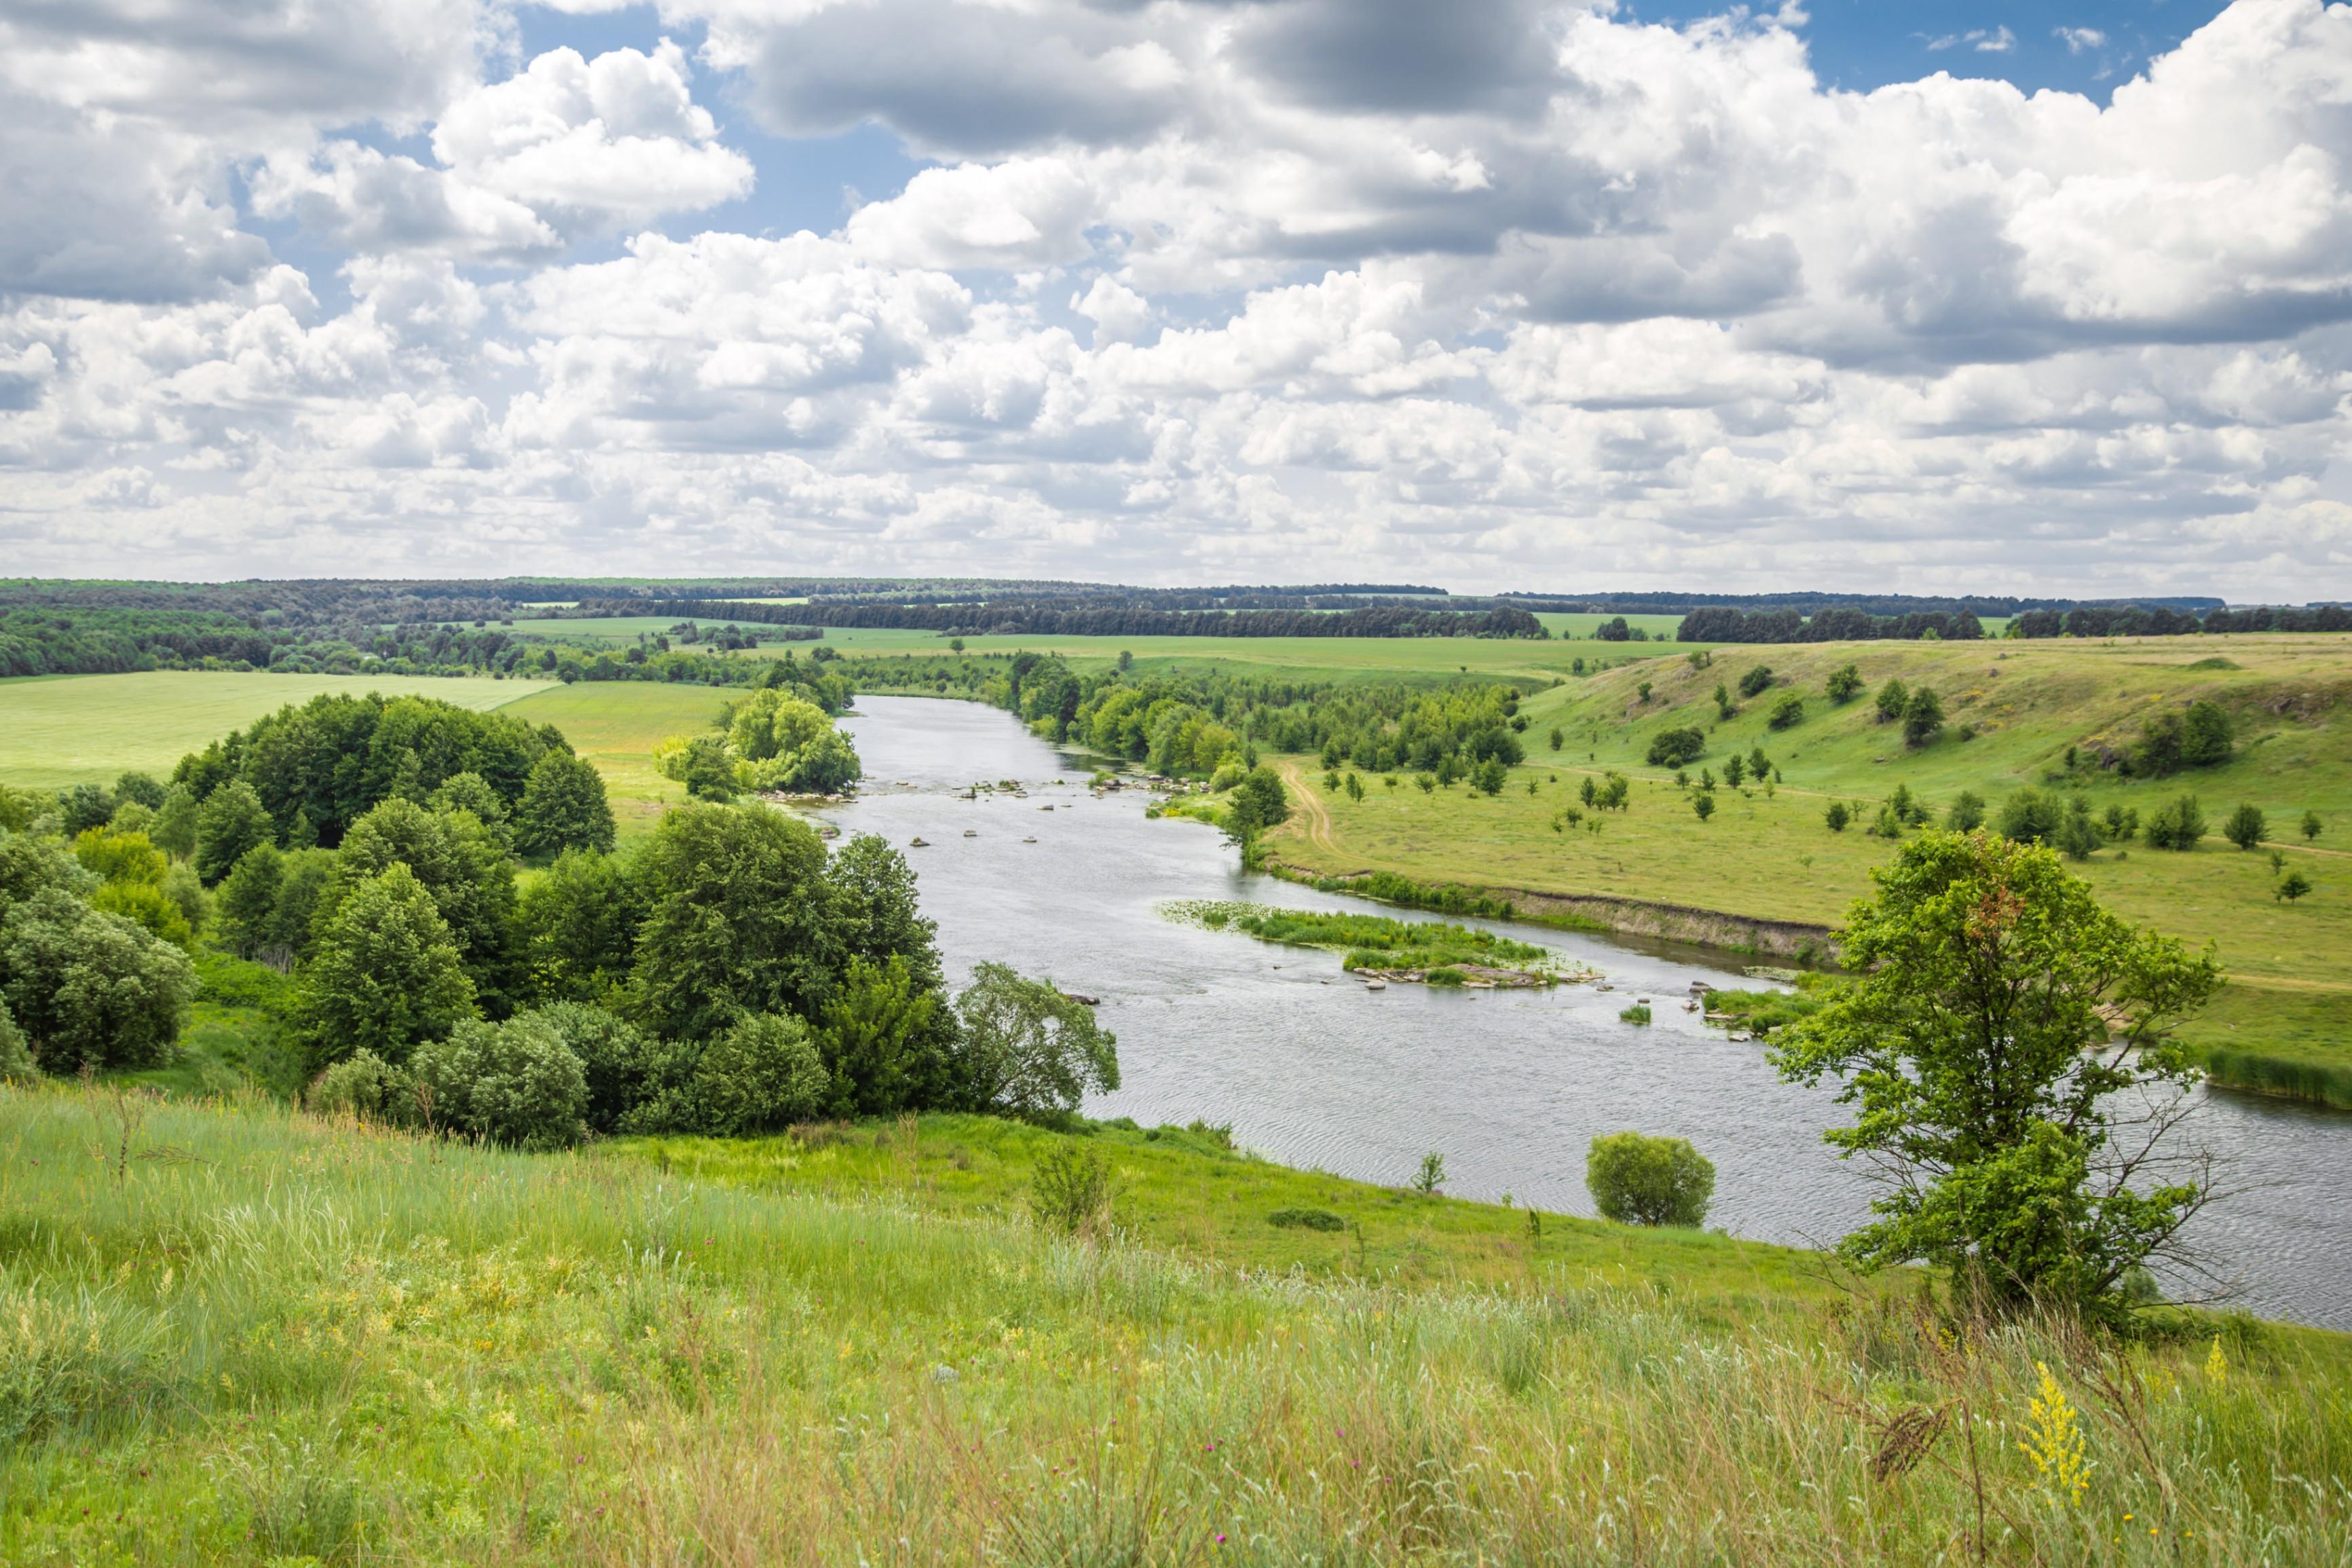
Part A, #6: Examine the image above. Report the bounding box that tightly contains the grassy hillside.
[0,671,550,788]
[1262,634,2352,1104]
[4,1084,2347,1564]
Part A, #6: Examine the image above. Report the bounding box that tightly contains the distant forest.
[0,578,2342,678]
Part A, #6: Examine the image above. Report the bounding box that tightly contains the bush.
[1620,1003,1653,1024]
[1586,1131,1715,1227]
[1031,1144,1115,1235]
[662,1012,830,1138]
[1945,791,1985,832]
[1901,687,1945,747]
[1692,794,1715,822]
[2224,802,2266,851]
[2275,870,2312,903]
[1874,679,1908,722]
[1825,663,1863,703]
[954,964,1119,1117]
[2144,794,2207,851]
[1736,665,1774,698]
[411,1015,590,1151]
[1267,1207,1346,1231]
[2054,798,2102,861]
[1645,728,1705,768]
[1,888,194,1073]
[1996,789,2061,845]
[0,997,35,1082]
[1767,690,1805,730]
[525,1001,665,1135]
[306,1049,415,1125]
[1824,801,1851,832]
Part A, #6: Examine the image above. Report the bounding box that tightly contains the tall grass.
[2201,1047,2352,1110]
[3,1082,2348,1564]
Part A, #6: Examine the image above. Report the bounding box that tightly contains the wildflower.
[2018,1362,2091,1506]
[2205,1337,2228,1387]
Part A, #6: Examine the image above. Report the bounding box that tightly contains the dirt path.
[1273,759,1338,854]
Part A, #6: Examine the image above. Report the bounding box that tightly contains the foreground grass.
[5,1087,2350,1565]
[0,671,550,789]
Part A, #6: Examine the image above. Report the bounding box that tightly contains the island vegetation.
[1165,900,1583,986]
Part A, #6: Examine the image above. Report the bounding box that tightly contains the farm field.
[0,671,549,789]
[496,681,737,838]
[1263,633,2352,1102]
[5,1083,2347,1564]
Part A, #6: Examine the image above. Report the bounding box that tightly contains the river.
[812,695,2352,1330]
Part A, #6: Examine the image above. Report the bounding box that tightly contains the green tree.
[628,802,834,1041]
[0,995,36,1082]
[954,963,1119,1117]
[113,772,167,812]
[428,771,512,851]
[2143,794,2207,851]
[517,848,643,1005]
[1768,690,1805,730]
[1901,686,1945,747]
[523,1001,665,1136]
[2302,810,2323,842]
[2275,870,2312,903]
[289,864,478,1070]
[1586,1132,1715,1227]
[1945,791,1986,832]
[1472,758,1508,796]
[1548,726,1563,751]
[1825,800,1851,832]
[0,887,194,1073]
[1737,665,1774,698]
[267,849,335,963]
[1826,663,1864,704]
[1223,767,1290,846]
[1723,754,1747,788]
[2223,802,2266,851]
[1771,832,2221,1323]
[512,748,616,857]
[2182,701,2233,768]
[1996,789,2061,845]
[194,779,276,884]
[151,786,200,859]
[410,1013,590,1151]
[1693,792,1717,822]
[817,954,943,1116]
[1874,678,1909,723]
[2054,797,2102,861]
[1645,728,1704,768]
[325,798,522,1013]
[214,844,284,960]
[670,1012,829,1136]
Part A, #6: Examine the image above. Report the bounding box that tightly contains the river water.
[813,696,2352,1330]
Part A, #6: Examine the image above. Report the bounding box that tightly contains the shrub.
[2302,810,2323,842]
[2276,870,2312,903]
[1825,801,1851,832]
[954,963,1120,1117]
[1945,791,1985,832]
[527,1001,665,1135]
[1996,789,2061,845]
[1901,687,1945,747]
[1411,1151,1446,1194]
[1737,665,1774,698]
[1825,664,1864,703]
[2054,798,2102,861]
[2104,804,2140,842]
[1692,794,1715,822]
[2144,794,2207,851]
[1031,1144,1115,1235]
[671,1013,828,1137]
[306,1049,415,1126]
[411,1015,590,1151]
[1874,679,1908,722]
[2224,803,2266,851]
[1472,758,1508,796]
[1586,1131,1715,1227]
[1267,1207,1346,1231]
[1620,1003,1653,1024]
[1767,690,1805,730]
[0,997,34,1081]
[1645,728,1705,768]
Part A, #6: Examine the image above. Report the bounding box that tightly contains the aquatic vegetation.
[1163,900,1592,986]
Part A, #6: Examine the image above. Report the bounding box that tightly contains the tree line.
[1675,607,1989,643]
[593,598,1549,640]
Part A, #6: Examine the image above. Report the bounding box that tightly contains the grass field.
[0,671,551,789]
[4,1083,2347,1564]
[1261,634,2352,1103]
[496,682,736,838]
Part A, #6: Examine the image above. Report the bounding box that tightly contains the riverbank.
[6,1084,2349,1564]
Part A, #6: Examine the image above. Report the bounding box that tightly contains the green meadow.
[1260,634,2352,1102]
[0,671,550,788]
[4,1081,2347,1565]
[494,681,738,838]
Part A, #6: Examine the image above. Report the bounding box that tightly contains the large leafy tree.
[817,955,944,1117]
[627,802,834,1041]
[1,886,195,1072]
[289,864,478,1070]
[1772,831,2222,1323]
[512,749,616,857]
[517,848,644,1005]
[193,779,276,884]
[323,798,523,1013]
[953,963,1119,1117]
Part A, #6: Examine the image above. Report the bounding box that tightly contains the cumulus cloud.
[1,0,2349,593]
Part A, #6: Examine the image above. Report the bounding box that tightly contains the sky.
[1,0,2347,599]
